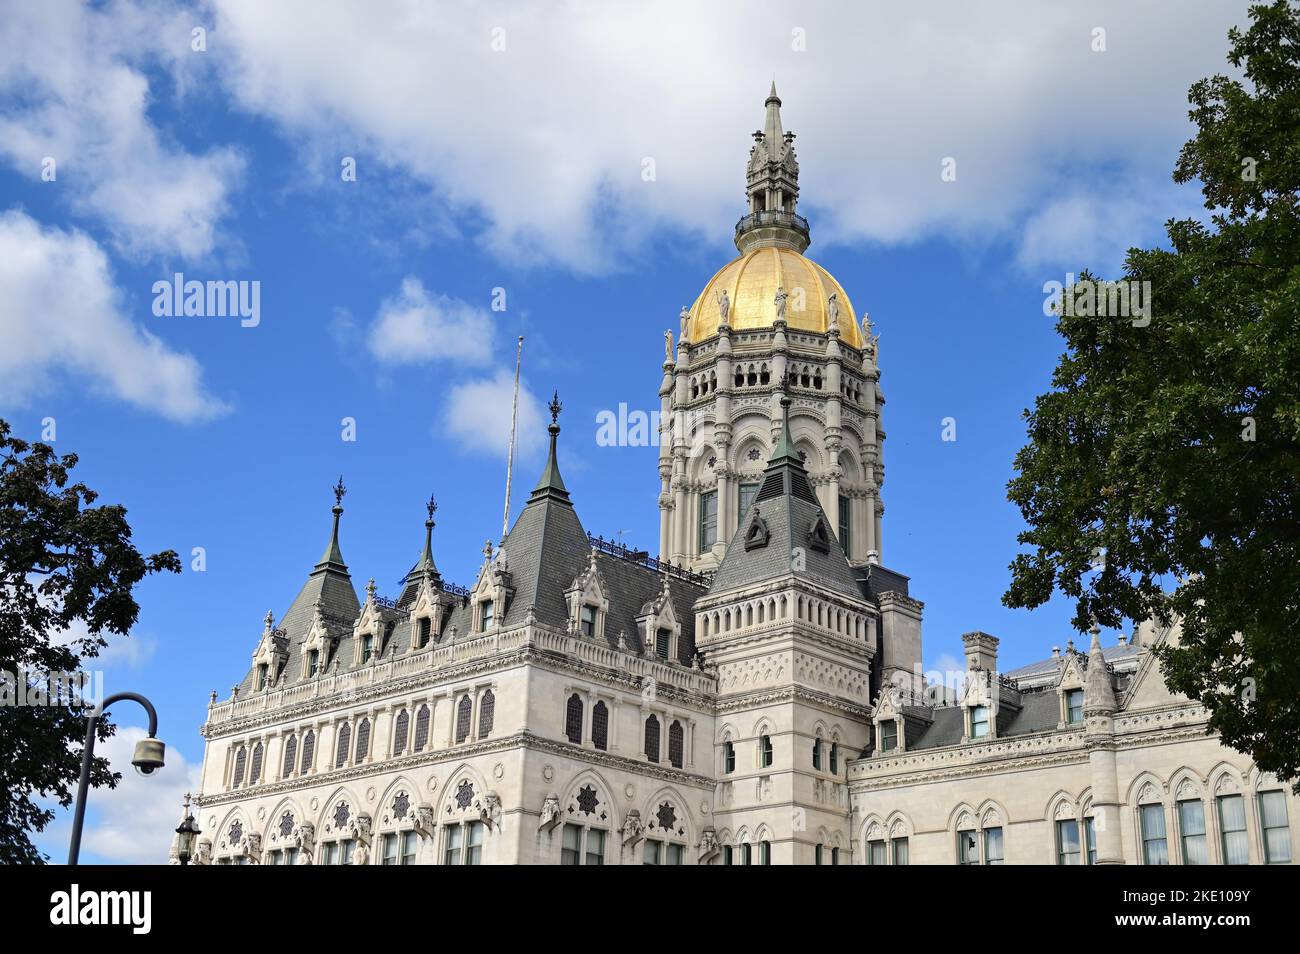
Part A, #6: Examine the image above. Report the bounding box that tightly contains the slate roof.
[1006,642,1143,681]
[898,689,1065,752]
[707,395,862,601]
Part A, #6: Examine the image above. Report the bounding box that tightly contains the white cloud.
[367,277,496,365]
[50,617,158,671]
[206,0,1249,272]
[0,210,228,422]
[0,0,243,260]
[443,369,545,459]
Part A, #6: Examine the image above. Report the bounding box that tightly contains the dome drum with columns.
[660,84,884,573]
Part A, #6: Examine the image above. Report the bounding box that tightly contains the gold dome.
[685,245,862,348]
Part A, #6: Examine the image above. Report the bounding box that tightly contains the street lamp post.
[67,691,167,866]
[174,793,201,865]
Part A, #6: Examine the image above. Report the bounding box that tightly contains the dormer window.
[970,706,989,739]
[655,628,671,661]
[417,616,432,649]
[1065,689,1084,724]
[480,599,494,631]
[881,720,898,752]
[580,604,597,637]
[255,664,268,691]
[307,649,320,677]
[360,633,373,664]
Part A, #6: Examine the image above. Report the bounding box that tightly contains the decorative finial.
[548,391,562,426]
[366,578,377,601]
[264,609,274,630]
[483,539,494,562]
[426,493,437,524]
[332,476,347,509]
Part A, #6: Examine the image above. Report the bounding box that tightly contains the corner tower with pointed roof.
[660,84,886,576]
[694,382,879,863]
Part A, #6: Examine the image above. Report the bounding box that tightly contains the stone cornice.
[715,684,871,721]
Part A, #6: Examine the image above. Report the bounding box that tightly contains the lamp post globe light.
[67,691,166,866]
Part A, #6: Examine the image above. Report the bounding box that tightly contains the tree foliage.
[1005,1,1300,785]
[0,419,180,863]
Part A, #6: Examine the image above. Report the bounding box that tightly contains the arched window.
[282,734,297,778]
[478,690,495,738]
[592,701,609,751]
[644,715,661,763]
[760,734,773,768]
[393,710,409,755]
[455,695,472,743]
[565,694,583,744]
[414,705,430,751]
[249,742,263,783]
[300,730,314,774]
[760,840,772,864]
[812,738,821,770]
[355,718,371,761]
[335,722,351,768]
[724,740,735,773]
[668,720,684,769]
[231,746,247,788]
[829,742,839,774]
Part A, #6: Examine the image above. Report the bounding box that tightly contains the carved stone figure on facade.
[774,286,787,320]
[826,291,840,332]
[715,289,730,323]
[679,305,690,340]
[860,310,878,360]
[351,840,369,865]
[698,828,721,864]
[481,791,503,831]
[664,329,674,362]
[294,822,315,864]
[193,838,212,866]
[621,809,644,846]
[539,793,562,832]
[415,804,436,838]
[244,833,262,865]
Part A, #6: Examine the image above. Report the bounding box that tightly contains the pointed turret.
[738,81,806,254]
[316,476,348,570]
[528,391,571,505]
[763,81,785,150]
[1083,621,1118,716]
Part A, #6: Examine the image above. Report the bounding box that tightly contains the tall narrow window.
[249,742,263,783]
[957,829,978,865]
[891,837,909,865]
[970,706,989,739]
[655,628,671,661]
[354,718,371,761]
[579,604,597,637]
[983,827,1004,864]
[282,734,297,778]
[417,616,431,648]
[300,729,314,774]
[360,633,373,664]
[1260,791,1292,864]
[466,821,484,864]
[724,740,735,773]
[256,664,268,691]
[414,705,430,751]
[644,715,660,763]
[1084,816,1097,865]
[400,830,417,865]
[741,844,752,865]
[561,824,581,865]
[760,734,773,768]
[1056,820,1080,865]
[837,493,851,556]
[565,694,583,744]
[867,840,886,865]
[478,689,495,737]
[738,482,759,522]
[831,846,840,866]
[335,722,351,768]
[393,710,409,755]
[1217,794,1248,865]
[307,649,319,677]
[1140,804,1169,865]
[455,695,472,743]
[591,701,609,751]
[812,738,821,770]
[814,844,823,866]
[1065,688,1084,724]
[668,720,684,769]
[480,599,494,631]
[231,746,247,788]
[829,742,839,774]
[699,490,718,550]
[442,825,461,865]
[881,720,898,752]
[1178,800,1208,865]
[760,841,771,865]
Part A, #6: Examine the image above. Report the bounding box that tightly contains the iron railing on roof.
[734,210,809,236]
[587,533,713,587]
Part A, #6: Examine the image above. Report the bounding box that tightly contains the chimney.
[961,631,999,673]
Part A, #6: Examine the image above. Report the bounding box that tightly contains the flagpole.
[502,335,524,541]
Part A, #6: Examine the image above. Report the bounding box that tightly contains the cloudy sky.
[0,0,1251,861]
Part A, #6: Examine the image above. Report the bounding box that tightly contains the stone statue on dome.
[679,306,690,340]
[774,286,787,320]
[715,289,730,323]
[664,329,674,362]
[826,292,840,332]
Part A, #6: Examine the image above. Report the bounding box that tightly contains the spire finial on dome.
[317,476,348,568]
[737,83,806,254]
[528,390,571,504]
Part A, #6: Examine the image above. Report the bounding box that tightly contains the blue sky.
[0,0,1250,861]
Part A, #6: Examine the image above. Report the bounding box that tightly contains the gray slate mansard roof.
[233,403,703,696]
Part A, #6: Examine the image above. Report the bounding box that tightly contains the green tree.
[0,419,179,863]
[1005,1,1300,786]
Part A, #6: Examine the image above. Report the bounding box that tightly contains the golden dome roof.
[685,245,862,348]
